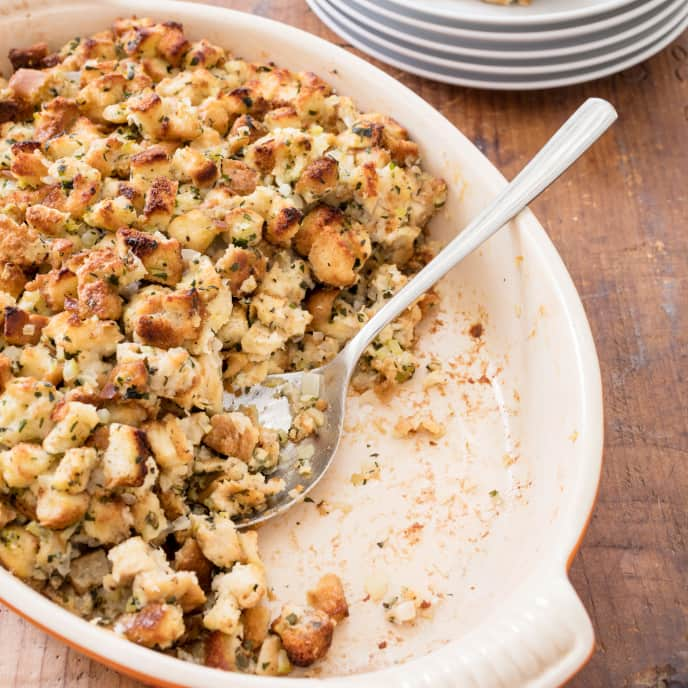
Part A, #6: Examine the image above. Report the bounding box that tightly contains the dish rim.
[0,1,604,686]
[350,0,665,42]
[379,0,640,27]
[340,0,675,60]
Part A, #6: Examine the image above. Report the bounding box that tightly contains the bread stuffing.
[0,17,447,674]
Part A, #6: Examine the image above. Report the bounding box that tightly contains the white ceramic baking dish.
[0,1,604,686]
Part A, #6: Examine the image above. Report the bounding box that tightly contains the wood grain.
[2,2,686,686]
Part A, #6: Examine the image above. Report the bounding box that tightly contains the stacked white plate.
[306,0,688,89]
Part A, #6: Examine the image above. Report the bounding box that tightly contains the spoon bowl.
[226,352,352,527]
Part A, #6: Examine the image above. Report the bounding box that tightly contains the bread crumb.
[394,412,445,439]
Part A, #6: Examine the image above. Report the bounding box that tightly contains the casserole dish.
[0,1,603,686]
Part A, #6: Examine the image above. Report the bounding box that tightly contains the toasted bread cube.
[240,322,285,359]
[0,443,54,488]
[123,285,203,350]
[140,177,178,231]
[102,401,151,426]
[184,39,225,69]
[0,215,48,268]
[263,105,301,130]
[43,311,123,358]
[82,495,133,545]
[156,22,190,66]
[308,218,371,288]
[115,342,196,406]
[128,91,201,142]
[271,605,334,667]
[83,196,138,232]
[356,113,419,165]
[203,630,242,671]
[25,204,70,236]
[100,358,149,403]
[19,344,63,386]
[8,68,50,104]
[202,587,241,635]
[0,525,39,579]
[173,537,212,590]
[84,134,140,177]
[0,378,58,445]
[52,447,98,494]
[72,268,122,322]
[47,238,76,270]
[0,263,27,298]
[120,21,189,66]
[129,146,172,189]
[71,244,146,291]
[119,602,185,649]
[198,97,230,135]
[76,72,128,123]
[33,96,80,144]
[106,535,160,586]
[191,513,244,568]
[223,208,263,247]
[216,245,266,297]
[243,603,271,649]
[294,204,341,257]
[293,71,332,121]
[294,156,338,202]
[214,563,266,609]
[229,114,268,147]
[70,243,146,320]
[8,42,49,70]
[33,267,78,312]
[0,355,11,395]
[61,30,117,70]
[36,486,89,529]
[133,567,205,612]
[131,491,169,544]
[203,412,259,461]
[116,228,183,285]
[102,423,149,489]
[177,253,224,303]
[265,205,302,248]
[10,141,48,187]
[42,401,100,454]
[0,98,31,124]
[171,146,217,188]
[220,89,269,131]
[3,307,49,345]
[167,209,219,252]
[144,414,194,473]
[307,573,349,622]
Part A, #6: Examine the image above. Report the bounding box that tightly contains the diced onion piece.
[300,372,320,399]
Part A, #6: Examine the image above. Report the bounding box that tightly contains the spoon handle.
[343,97,618,366]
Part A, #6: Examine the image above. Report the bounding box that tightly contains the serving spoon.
[227,97,617,528]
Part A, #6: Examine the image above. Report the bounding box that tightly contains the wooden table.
[2,2,686,686]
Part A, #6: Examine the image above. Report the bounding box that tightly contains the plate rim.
[341,0,675,59]
[352,0,668,42]
[381,0,642,27]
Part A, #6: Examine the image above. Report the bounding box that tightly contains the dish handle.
[395,572,595,688]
